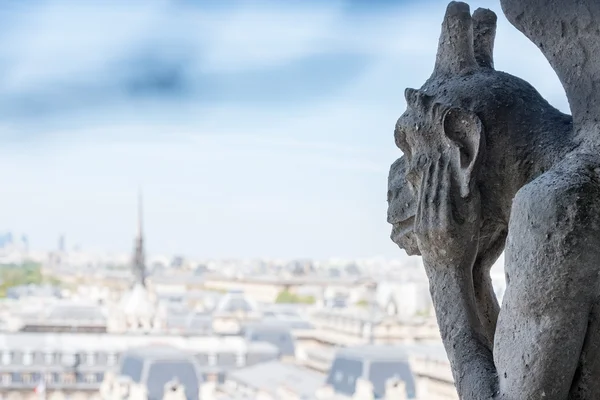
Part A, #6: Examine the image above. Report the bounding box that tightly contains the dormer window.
[334,370,343,382]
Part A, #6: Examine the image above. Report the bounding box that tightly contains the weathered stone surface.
[387,1,600,398]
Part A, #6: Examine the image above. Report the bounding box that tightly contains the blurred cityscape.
[0,197,506,400]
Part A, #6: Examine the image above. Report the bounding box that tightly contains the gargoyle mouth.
[390,216,414,236]
[388,156,420,255]
[390,216,420,256]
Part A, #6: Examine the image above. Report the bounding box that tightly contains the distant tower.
[132,190,147,287]
[21,235,29,253]
[58,234,66,253]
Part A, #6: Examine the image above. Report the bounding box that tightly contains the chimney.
[162,379,186,400]
[385,377,407,400]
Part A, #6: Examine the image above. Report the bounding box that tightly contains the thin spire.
[137,188,143,239]
[133,188,146,287]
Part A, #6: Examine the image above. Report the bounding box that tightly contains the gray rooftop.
[214,291,257,314]
[47,303,106,321]
[165,312,213,335]
[0,332,279,354]
[228,360,326,398]
[242,322,296,356]
[120,345,203,400]
[327,345,416,399]
[336,345,409,362]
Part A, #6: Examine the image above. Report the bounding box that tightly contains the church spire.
[132,189,146,287]
[137,188,143,240]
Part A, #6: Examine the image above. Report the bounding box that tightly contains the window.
[62,373,76,385]
[334,371,343,382]
[236,353,246,367]
[86,352,96,365]
[44,373,53,383]
[22,351,33,366]
[22,373,32,384]
[62,353,76,366]
[44,352,54,365]
[195,353,209,365]
[1,374,11,384]
[1,351,10,365]
[208,353,216,366]
[217,353,236,366]
[106,353,117,366]
[85,373,96,384]
[326,358,363,396]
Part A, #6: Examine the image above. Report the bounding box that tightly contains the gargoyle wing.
[501,0,600,135]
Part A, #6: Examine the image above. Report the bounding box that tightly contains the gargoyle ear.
[442,107,484,198]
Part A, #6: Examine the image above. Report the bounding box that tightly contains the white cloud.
[199,2,345,72]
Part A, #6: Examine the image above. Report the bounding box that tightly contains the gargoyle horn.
[433,2,479,77]
[472,8,497,69]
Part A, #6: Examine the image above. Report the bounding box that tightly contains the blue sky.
[0,0,568,258]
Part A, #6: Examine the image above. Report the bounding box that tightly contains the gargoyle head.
[389,2,573,258]
[389,3,494,254]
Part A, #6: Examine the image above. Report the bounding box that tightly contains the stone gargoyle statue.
[388,1,600,399]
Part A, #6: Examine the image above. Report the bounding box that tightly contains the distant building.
[18,302,107,334]
[241,323,296,358]
[58,235,66,253]
[110,191,160,333]
[103,345,203,400]
[212,290,261,335]
[376,282,432,319]
[0,332,279,399]
[6,284,62,301]
[306,308,440,348]
[222,360,326,399]
[213,290,258,315]
[325,345,416,399]
[408,344,457,400]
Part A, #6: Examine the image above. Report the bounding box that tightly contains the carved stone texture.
[388,1,600,399]
[501,0,600,136]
